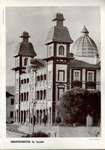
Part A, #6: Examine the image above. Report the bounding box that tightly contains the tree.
[58,87,101,126]
[43,115,48,125]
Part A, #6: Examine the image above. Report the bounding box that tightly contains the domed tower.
[45,13,73,124]
[71,26,99,64]
[12,31,37,123]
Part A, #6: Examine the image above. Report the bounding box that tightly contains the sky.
[6,6,101,86]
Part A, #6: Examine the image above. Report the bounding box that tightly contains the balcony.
[86,81,96,89]
[71,81,82,88]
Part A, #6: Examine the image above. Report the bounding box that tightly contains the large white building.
[12,13,100,125]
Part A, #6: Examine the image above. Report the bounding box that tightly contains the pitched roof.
[30,58,46,69]
[45,26,73,44]
[69,59,100,69]
[6,92,13,97]
[6,86,14,96]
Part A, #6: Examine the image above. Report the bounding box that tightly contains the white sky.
[6,6,100,86]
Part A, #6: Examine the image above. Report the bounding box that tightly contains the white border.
[0,0,105,149]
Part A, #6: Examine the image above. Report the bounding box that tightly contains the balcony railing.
[71,81,82,88]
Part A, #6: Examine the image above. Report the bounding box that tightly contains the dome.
[15,31,37,57]
[71,26,99,57]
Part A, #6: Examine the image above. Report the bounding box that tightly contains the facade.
[12,13,101,125]
[6,86,15,124]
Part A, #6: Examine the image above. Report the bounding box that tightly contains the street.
[6,124,26,137]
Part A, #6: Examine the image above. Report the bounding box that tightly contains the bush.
[31,131,48,137]
[43,115,48,125]
[55,116,61,124]
[22,131,48,137]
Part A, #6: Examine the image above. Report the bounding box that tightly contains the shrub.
[31,131,48,137]
[43,115,48,125]
[22,131,48,137]
[55,116,61,124]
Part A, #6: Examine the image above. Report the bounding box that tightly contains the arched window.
[27,78,29,83]
[24,58,28,66]
[24,93,26,101]
[24,79,26,84]
[41,75,43,81]
[37,91,39,100]
[37,76,40,82]
[44,74,46,80]
[21,93,23,101]
[59,46,64,55]
[44,90,46,99]
[26,92,28,101]
[40,91,43,100]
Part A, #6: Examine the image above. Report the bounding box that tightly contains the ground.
[6,124,26,137]
[6,124,101,137]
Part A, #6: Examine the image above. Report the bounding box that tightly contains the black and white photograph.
[6,6,101,138]
[0,0,105,149]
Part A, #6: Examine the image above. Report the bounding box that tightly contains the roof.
[71,27,99,57]
[30,58,46,69]
[46,26,73,44]
[6,86,14,97]
[6,92,13,97]
[15,32,37,57]
[69,59,100,69]
[15,42,37,57]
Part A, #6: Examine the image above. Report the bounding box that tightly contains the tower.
[45,13,73,124]
[12,31,37,123]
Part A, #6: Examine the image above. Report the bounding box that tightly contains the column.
[40,110,42,125]
[82,69,86,89]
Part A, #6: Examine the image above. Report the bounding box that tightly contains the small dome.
[71,26,99,57]
[15,31,37,57]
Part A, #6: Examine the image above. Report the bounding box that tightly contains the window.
[40,91,43,100]
[11,99,14,105]
[44,74,46,80]
[41,75,43,81]
[24,93,26,101]
[21,93,23,101]
[58,88,65,100]
[48,46,52,57]
[73,70,81,81]
[24,58,28,66]
[37,91,39,100]
[48,71,51,81]
[27,78,29,83]
[10,111,14,118]
[44,90,46,99]
[37,76,40,82]
[21,80,23,84]
[58,70,65,81]
[26,92,28,101]
[59,46,64,55]
[24,79,26,84]
[87,71,94,82]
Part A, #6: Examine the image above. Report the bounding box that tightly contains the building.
[12,13,100,125]
[6,86,15,124]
